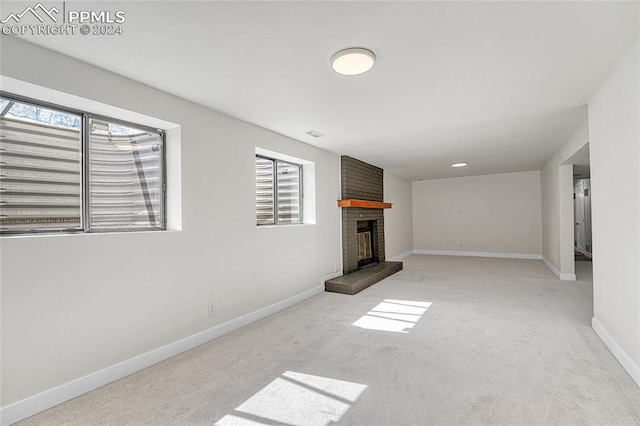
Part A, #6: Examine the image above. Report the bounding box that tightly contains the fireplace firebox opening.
[357,220,378,269]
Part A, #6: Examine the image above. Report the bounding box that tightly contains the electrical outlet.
[208,304,216,317]
[480,243,484,249]
[334,264,339,273]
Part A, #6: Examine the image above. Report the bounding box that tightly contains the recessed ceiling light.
[451,162,468,168]
[331,48,376,76]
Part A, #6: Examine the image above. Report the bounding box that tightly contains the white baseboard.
[388,250,414,261]
[542,256,576,281]
[413,249,542,260]
[542,256,561,278]
[592,317,640,388]
[0,284,325,426]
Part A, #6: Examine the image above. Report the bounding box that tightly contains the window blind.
[89,120,163,230]
[276,160,301,223]
[255,156,275,225]
[0,116,82,231]
[255,155,302,225]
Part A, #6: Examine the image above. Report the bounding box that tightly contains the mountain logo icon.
[1,3,59,24]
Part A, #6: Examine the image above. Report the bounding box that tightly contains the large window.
[0,93,165,234]
[255,155,302,225]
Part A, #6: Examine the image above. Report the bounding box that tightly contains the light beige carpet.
[17,255,640,425]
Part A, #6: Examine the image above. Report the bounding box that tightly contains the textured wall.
[341,156,383,202]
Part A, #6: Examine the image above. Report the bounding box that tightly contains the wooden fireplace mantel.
[337,199,393,209]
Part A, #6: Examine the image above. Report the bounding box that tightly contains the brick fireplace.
[340,156,386,273]
[325,156,402,295]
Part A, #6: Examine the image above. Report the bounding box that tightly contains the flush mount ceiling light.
[451,162,468,168]
[330,48,376,76]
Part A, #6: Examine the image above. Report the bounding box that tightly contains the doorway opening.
[567,143,592,283]
[574,177,592,260]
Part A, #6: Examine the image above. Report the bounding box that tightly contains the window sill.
[256,223,314,229]
[0,229,181,239]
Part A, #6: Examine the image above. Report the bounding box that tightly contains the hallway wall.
[589,36,640,386]
[540,120,589,280]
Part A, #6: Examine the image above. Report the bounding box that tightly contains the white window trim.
[255,147,316,226]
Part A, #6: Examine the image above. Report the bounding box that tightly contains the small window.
[89,118,164,230]
[0,98,82,232]
[0,93,165,235]
[255,155,302,225]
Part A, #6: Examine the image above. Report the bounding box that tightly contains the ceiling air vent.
[305,130,324,138]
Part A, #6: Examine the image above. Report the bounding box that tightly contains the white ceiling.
[18,1,639,180]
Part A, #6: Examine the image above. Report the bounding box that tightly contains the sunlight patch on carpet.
[214,371,367,426]
[352,299,432,333]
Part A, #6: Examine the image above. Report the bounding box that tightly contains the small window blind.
[89,119,164,230]
[0,114,82,232]
[276,160,301,223]
[255,156,275,225]
[255,155,302,225]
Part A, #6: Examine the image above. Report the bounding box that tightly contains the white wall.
[540,121,589,280]
[383,173,413,260]
[589,37,640,385]
[0,37,342,409]
[412,171,542,256]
